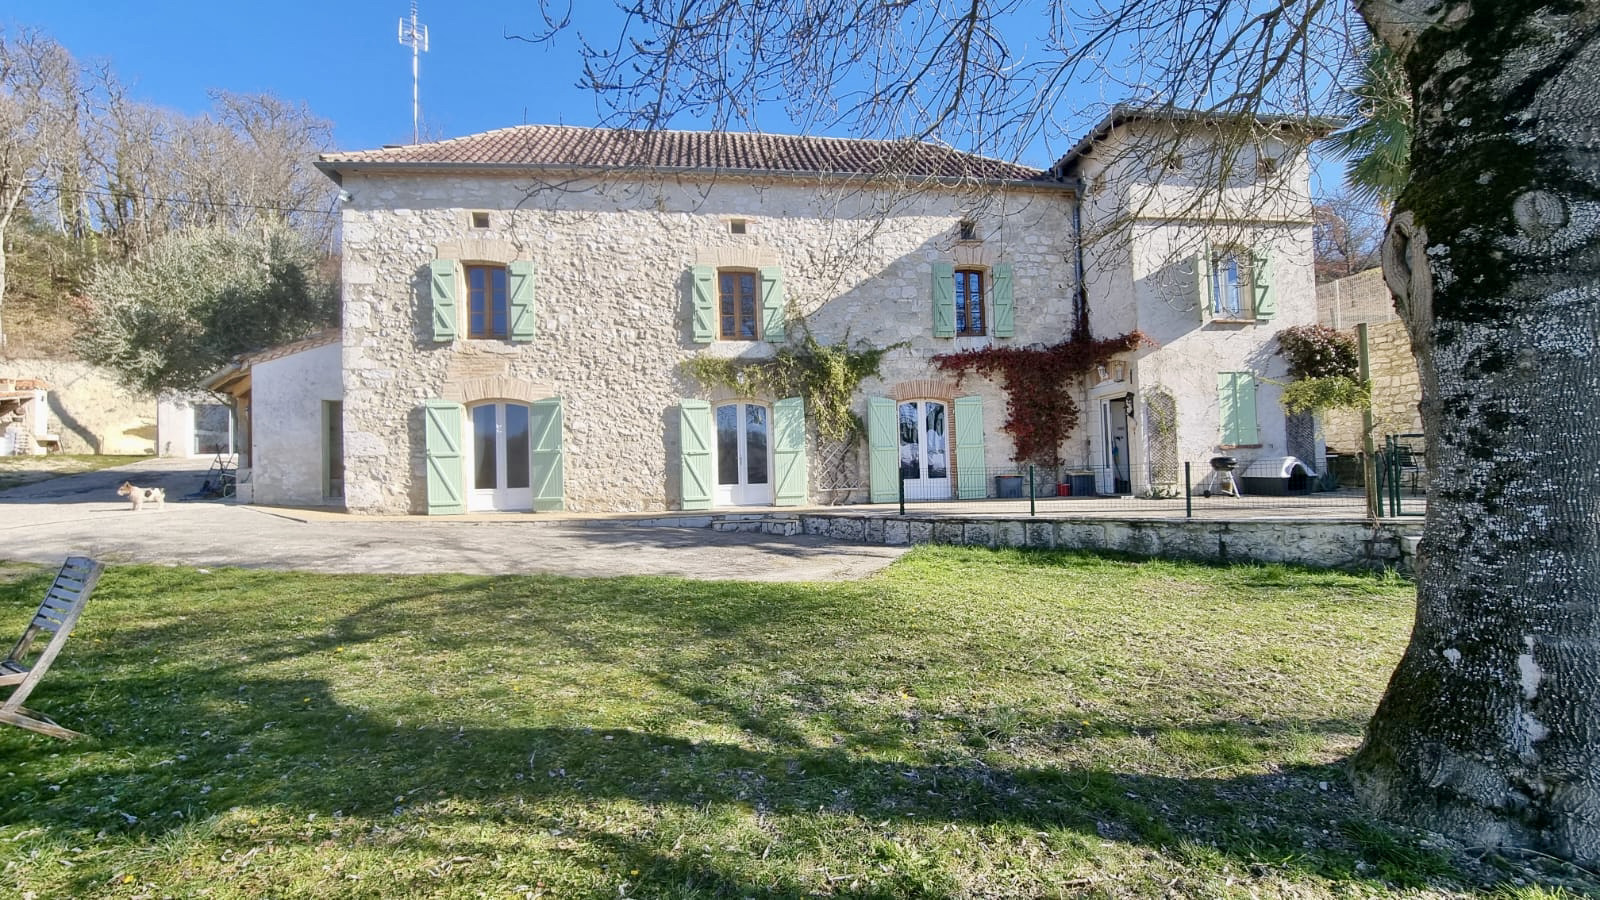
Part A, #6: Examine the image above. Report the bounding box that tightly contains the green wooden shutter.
[529,398,564,511]
[772,396,807,506]
[679,400,713,510]
[931,262,956,338]
[1194,247,1212,323]
[991,263,1014,337]
[430,260,458,341]
[690,265,715,343]
[760,266,787,343]
[1218,373,1260,446]
[1235,374,1260,445]
[868,396,899,502]
[508,260,537,341]
[1252,249,1276,319]
[423,400,465,515]
[953,395,987,499]
[1218,373,1237,445]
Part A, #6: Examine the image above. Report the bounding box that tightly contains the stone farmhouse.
[210,108,1325,514]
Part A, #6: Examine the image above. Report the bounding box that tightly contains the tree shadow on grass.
[0,562,1475,896]
[0,672,1466,898]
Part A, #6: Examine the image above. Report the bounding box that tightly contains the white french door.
[898,400,951,500]
[468,403,533,511]
[714,402,773,506]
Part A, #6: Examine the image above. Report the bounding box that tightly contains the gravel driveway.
[0,457,905,581]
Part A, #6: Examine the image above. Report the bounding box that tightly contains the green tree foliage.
[76,224,336,394]
[1324,42,1411,208]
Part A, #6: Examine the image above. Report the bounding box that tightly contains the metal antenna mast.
[397,1,429,144]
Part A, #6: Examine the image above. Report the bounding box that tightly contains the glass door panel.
[717,405,740,486]
[473,405,498,491]
[745,405,768,486]
[504,404,531,490]
[899,403,920,480]
[925,403,948,479]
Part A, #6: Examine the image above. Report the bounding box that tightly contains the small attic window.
[958,220,978,241]
[470,211,491,229]
[1256,154,1279,180]
[729,219,748,235]
[1162,152,1184,173]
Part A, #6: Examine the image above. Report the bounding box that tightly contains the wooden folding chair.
[1,557,103,740]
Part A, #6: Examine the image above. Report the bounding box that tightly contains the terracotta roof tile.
[319,125,1051,183]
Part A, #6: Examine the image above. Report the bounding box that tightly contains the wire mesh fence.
[878,458,1418,520]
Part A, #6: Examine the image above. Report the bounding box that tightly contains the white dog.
[117,481,165,511]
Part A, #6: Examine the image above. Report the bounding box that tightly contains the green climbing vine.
[682,332,903,442]
[1280,376,1371,414]
[934,332,1149,468]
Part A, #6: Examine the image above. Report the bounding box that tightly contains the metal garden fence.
[887,458,1411,520]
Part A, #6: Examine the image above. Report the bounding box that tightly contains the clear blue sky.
[6,1,1347,184]
[6,1,641,153]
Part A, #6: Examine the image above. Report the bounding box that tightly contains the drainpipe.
[1069,178,1091,342]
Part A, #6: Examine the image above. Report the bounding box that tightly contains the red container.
[1058,484,1072,497]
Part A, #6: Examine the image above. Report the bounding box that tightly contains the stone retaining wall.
[789,513,1422,572]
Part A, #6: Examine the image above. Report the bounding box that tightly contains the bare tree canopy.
[1314,192,1385,280]
[0,26,339,354]
[533,0,1600,868]
[0,27,79,348]
[528,0,1361,157]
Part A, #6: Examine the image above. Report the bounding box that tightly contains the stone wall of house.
[0,358,155,455]
[1072,122,1321,494]
[1122,222,1317,487]
[336,172,1081,514]
[250,342,344,508]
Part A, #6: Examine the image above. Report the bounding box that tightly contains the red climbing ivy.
[933,332,1149,469]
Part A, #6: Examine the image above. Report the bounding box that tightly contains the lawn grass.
[0,454,147,492]
[0,549,1591,898]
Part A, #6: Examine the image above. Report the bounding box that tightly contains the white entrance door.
[1098,397,1131,495]
[469,403,533,511]
[899,400,951,500]
[714,402,773,506]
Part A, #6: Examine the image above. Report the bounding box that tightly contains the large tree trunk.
[1350,1,1600,864]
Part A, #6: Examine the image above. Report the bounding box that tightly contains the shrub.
[1277,324,1359,379]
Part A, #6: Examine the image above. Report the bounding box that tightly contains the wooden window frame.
[466,263,509,339]
[1209,249,1255,321]
[954,268,986,336]
[717,268,761,341]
